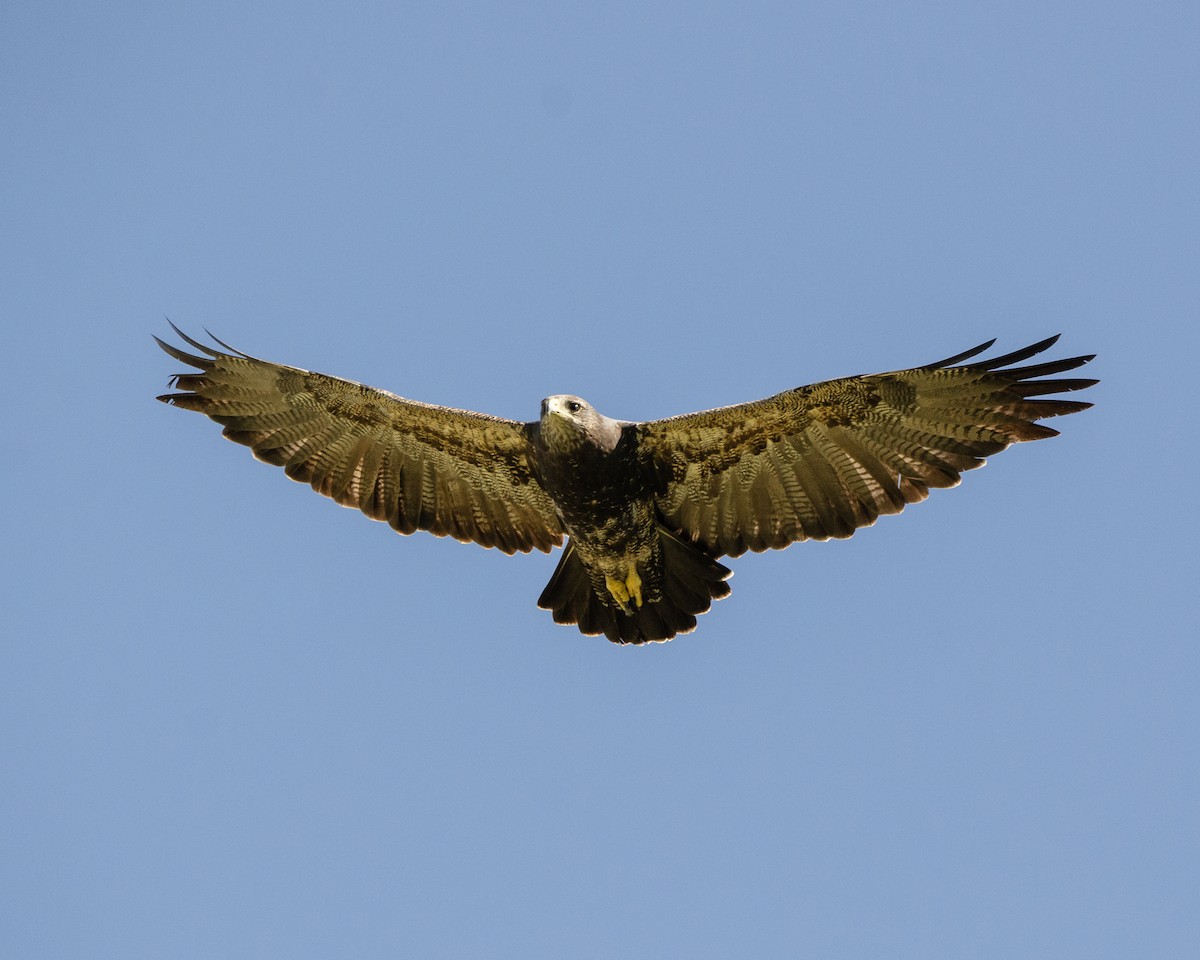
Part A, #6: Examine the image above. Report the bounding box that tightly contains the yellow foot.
[605,569,644,610]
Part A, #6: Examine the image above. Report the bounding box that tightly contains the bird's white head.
[539,395,623,453]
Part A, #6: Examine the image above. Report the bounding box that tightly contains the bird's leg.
[604,576,630,607]
[605,568,644,612]
[624,568,643,608]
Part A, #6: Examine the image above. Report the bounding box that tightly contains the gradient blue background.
[3,2,1196,957]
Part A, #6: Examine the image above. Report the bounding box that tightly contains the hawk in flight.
[157,326,1095,644]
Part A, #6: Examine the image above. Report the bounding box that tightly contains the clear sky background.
[3,2,1196,957]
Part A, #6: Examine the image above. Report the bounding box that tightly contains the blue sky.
[3,1,1197,957]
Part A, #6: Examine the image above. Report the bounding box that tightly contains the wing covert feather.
[637,336,1095,557]
[156,328,563,553]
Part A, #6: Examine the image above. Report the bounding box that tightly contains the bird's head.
[539,395,623,453]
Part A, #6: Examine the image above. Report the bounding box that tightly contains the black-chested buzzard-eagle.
[156,326,1095,644]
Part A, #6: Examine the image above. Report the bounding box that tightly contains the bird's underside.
[156,325,1095,644]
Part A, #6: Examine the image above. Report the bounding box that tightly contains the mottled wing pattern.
[156,327,563,554]
[637,336,1096,557]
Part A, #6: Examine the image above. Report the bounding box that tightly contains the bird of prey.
[156,326,1095,644]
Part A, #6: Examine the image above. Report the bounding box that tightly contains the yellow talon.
[605,569,644,610]
[625,569,644,608]
[606,576,630,606]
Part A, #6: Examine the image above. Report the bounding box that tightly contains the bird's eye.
[566,400,582,413]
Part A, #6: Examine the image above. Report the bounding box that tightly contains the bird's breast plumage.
[534,426,647,532]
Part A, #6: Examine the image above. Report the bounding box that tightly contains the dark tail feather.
[537,529,732,645]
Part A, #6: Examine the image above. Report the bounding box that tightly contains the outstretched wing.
[156,326,563,554]
[637,335,1096,557]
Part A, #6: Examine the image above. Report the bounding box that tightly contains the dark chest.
[536,431,651,529]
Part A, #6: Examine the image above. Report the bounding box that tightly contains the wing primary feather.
[154,337,212,373]
[1011,377,1098,396]
[201,327,251,358]
[920,338,997,369]
[166,321,226,358]
[1003,356,1098,380]
[964,334,1061,370]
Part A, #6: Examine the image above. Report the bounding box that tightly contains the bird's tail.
[537,528,732,644]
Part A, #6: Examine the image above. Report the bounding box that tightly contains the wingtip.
[158,320,251,359]
[923,338,997,369]
[202,326,248,357]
